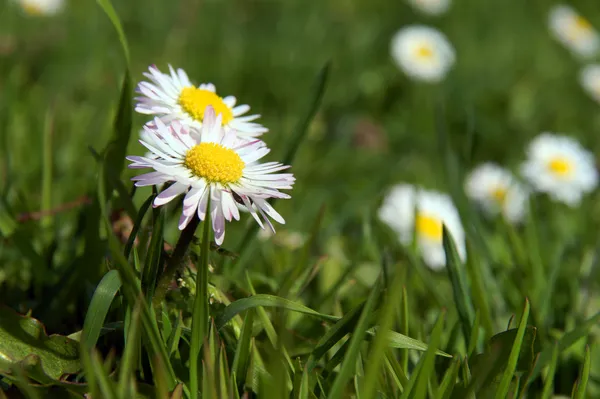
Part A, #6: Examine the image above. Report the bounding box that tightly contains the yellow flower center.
[415,213,443,241]
[22,3,44,15]
[548,157,573,177]
[575,16,592,31]
[491,187,507,204]
[184,143,244,184]
[415,44,434,60]
[178,87,234,125]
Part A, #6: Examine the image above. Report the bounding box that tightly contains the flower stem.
[152,216,200,309]
[189,214,211,399]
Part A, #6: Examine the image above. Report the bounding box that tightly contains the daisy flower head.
[520,133,598,207]
[18,0,64,16]
[378,184,466,270]
[390,25,456,83]
[579,64,600,104]
[548,5,600,59]
[465,163,529,224]
[407,0,451,16]
[127,106,294,245]
[135,65,268,140]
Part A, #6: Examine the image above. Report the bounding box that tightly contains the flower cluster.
[390,1,454,83]
[547,5,600,106]
[129,65,295,245]
[379,132,598,270]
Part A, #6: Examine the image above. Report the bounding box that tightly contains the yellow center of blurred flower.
[184,143,244,184]
[415,45,434,59]
[491,187,507,204]
[22,3,44,15]
[416,213,443,241]
[575,16,592,31]
[548,157,573,177]
[178,87,234,124]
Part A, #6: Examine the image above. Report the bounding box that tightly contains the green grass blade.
[40,109,53,229]
[411,311,446,399]
[495,298,530,399]
[362,258,410,399]
[541,343,559,399]
[81,269,122,350]
[216,294,339,330]
[117,300,142,399]
[232,309,255,386]
[327,277,381,399]
[124,194,154,260]
[530,311,600,380]
[141,206,165,302]
[95,0,131,65]
[443,226,474,344]
[574,345,591,399]
[436,358,460,399]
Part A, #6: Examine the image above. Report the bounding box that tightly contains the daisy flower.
[548,5,600,59]
[127,106,294,245]
[579,64,600,104]
[390,25,456,83]
[465,163,529,223]
[135,65,267,139]
[17,0,63,16]
[407,0,451,16]
[520,133,598,207]
[378,184,466,270]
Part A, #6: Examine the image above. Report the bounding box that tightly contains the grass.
[1,0,600,397]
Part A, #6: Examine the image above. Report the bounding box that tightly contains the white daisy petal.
[19,0,64,16]
[520,132,598,207]
[390,25,455,83]
[406,0,451,16]
[379,184,466,270]
[549,5,600,59]
[154,182,188,207]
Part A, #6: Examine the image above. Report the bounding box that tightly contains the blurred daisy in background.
[17,0,64,16]
[548,4,600,59]
[579,64,600,104]
[390,25,456,83]
[135,65,268,139]
[521,133,598,207]
[378,184,466,270]
[127,107,294,245]
[465,163,529,224]
[407,0,451,16]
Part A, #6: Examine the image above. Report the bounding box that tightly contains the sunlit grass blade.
[327,277,381,399]
[495,298,530,399]
[443,226,474,344]
[81,269,122,350]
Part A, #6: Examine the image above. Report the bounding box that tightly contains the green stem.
[152,216,200,309]
[189,213,211,399]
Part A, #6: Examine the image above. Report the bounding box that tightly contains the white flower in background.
[521,133,598,206]
[465,163,529,223]
[548,5,600,59]
[407,0,451,16]
[390,25,456,83]
[127,107,294,245]
[135,65,267,139]
[18,0,64,16]
[378,184,466,270]
[579,64,600,104]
